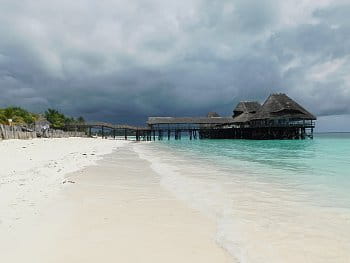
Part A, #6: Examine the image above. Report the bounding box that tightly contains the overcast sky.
[0,0,349,131]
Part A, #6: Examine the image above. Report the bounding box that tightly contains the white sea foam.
[134,142,350,263]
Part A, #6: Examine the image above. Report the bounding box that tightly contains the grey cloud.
[0,0,349,130]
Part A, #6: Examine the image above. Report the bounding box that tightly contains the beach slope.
[0,139,231,262]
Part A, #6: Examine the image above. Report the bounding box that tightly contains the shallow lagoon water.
[134,133,350,263]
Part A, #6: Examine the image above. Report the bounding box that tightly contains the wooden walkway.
[64,122,209,141]
[64,122,150,141]
[65,120,315,141]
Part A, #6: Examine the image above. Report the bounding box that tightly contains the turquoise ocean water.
[134,133,350,263]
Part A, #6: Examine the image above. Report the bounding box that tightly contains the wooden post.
[301,128,306,139]
[101,126,104,138]
[89,127,92,137]
[113,129,116,139]
[168,130,171,140]
[124,129,127,140]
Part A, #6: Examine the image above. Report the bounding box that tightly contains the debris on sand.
[62,180,76,184]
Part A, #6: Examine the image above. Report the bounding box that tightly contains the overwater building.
[147,93,316,140]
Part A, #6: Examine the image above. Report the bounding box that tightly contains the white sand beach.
[0,138,231,263]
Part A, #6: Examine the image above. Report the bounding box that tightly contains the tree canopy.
[44,109,67,129]
[0,107,38,125]
[0,106,85,128]
[45,109,85,129]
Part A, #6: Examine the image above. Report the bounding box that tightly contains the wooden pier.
[64,122,149,141]
[65,94,316,141]
[65,122,314,141]
[146,94,316,140]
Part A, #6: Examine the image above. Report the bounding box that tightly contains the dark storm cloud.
[0,0,350,127]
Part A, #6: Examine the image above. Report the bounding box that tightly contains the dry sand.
[0,137,124,229]
[0,139,232,262]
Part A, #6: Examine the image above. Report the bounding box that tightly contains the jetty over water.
[65,122,144,130]
[147,93,316,140]
[64,122,148,140]
[65,93,316,140]
[147,117,234,126]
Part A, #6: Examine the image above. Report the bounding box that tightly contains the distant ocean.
[134,133,350,263]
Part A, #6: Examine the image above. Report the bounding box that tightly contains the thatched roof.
[232,101,261,123]
[232,112,257,123]
[252,93,316,120]
[147,94,315,126]
[207,112,220,118]
[233,101,261,115]
[147,117,234,125]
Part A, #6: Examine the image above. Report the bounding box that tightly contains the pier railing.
[63,119,315,141]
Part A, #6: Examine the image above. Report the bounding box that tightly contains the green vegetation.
[44,109,85,129]
[0,107,38,125]
[0,107,85,128]
[44,109,66,129]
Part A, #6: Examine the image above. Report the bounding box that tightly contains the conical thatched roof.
[253,93,316,120]
[232,101,261,123]
[207,112,220,118]
[233,101,261,115]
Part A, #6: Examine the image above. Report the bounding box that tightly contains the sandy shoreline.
[0,139,231,262]
[0,138,124,229]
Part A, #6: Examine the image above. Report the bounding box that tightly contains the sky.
[0,0,349,131]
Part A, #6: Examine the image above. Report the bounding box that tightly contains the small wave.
[133,142,350,263]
